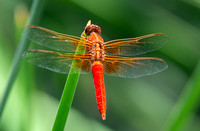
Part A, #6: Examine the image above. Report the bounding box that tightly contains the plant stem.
[52,20,91,131]
[164,61,200,131]
[0,0,46,119]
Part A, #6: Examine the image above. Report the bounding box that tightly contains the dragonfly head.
[85,24,101,36]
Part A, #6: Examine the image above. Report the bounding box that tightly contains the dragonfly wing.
[103,55,168,78]
[22,50,92,74]
[26,26,88,52]
[104,33,168,56]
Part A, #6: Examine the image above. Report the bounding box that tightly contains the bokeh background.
[1,0,200,131]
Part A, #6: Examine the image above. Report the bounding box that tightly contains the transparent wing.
[22,50,92,74]
[103,55,167,78]
[26,25,91,52]
[104,33,168,56]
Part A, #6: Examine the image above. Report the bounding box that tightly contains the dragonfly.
[22,23,168,120]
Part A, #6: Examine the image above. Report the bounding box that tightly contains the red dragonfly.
[23,23,168,120]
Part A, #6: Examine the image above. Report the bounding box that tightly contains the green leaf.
[52,20,91,131]
[164,61,200,131]
[0,0,46,118]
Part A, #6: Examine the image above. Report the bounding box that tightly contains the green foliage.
[0,0,46,121]
[164,61,200,131]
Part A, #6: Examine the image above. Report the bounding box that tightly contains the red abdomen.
[92,61,106,120]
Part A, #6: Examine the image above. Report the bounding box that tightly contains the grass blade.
[0,0,46,119]
[164,60,200,131]
[52,20,91,131]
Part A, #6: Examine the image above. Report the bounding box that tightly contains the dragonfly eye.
[85,24,101,36]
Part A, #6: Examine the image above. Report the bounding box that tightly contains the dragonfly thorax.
[87,32,105,61]
[91,42,105,61]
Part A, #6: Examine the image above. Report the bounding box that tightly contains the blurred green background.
[1,0,200,131]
